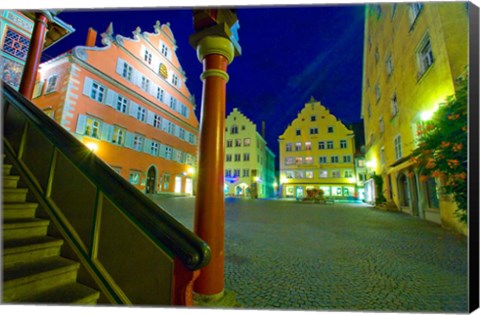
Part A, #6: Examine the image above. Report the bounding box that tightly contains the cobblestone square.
[151,196,468,313]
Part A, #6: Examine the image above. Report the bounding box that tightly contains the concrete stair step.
[3,164,12,176]
[3,236,64,266]
[3,188,29,203]
[3,218,50,241]
[3,175,20,188]
[3,256,81,302]
[3,202,39,219]
[16,282,100,305]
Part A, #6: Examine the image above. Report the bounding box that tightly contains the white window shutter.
[129,102,138,117]
[82,77,93,96]
[152,56,160,75]
[144,139,152,154]
[116,58,124,75]
[100,124,114,142]
[75,114,87,134]
[149,83,157,97]
[163,92,170,105]
[132,70,141,87]
[174,124,180,137]
[125,131,134,148]
[105,89,117,107]
[159,144,167,158]
[146,110,155,126]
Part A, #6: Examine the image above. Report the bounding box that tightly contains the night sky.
[43,5,366,159]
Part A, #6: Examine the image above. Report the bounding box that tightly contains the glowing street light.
[86,142,98,152]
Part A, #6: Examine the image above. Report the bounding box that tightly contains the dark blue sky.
[44,6,365,158]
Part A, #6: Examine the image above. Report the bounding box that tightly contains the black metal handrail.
[2,82,210,271]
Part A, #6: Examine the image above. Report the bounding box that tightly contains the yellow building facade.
[361,3,468,234]
[224,108,276,198]
[279,98,356,199]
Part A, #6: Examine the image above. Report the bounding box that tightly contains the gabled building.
[361,3,468,234]
[224,108,276,198]
[278,98,356,199]
[31,22,199,194]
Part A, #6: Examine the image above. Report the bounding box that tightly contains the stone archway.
[146,165,156,194]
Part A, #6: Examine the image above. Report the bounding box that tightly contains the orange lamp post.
[19,12,49,99]
[189,9,241,301]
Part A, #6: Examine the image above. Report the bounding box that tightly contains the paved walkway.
[150,196,468,313]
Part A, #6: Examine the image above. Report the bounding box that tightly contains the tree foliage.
[411,79,468,222]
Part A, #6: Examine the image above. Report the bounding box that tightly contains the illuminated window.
[2,28,29,60]
[285,171,294,179]
[294,171,304,179]
[85,117,102,138]
[305,157,313,164]
[235,139,242,147]
[244,138,251,146]
[306,171,314,179]
[112,126,126,145]
[295,157,303,165]
[305,142,312,150]
[319,170,328,178]
[295,142,302,151]
[45,75,58,94]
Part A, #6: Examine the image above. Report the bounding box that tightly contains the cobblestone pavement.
[150,196,468,313]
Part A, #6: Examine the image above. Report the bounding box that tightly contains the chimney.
[262,121,266,139]
[85,28,97,47]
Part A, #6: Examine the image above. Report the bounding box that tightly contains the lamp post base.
[193,290,241,308]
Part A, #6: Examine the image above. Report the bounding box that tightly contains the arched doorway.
[146,166,156,194]
[398,173,410,208]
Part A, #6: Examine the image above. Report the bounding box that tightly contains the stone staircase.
[2,158,100,304]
